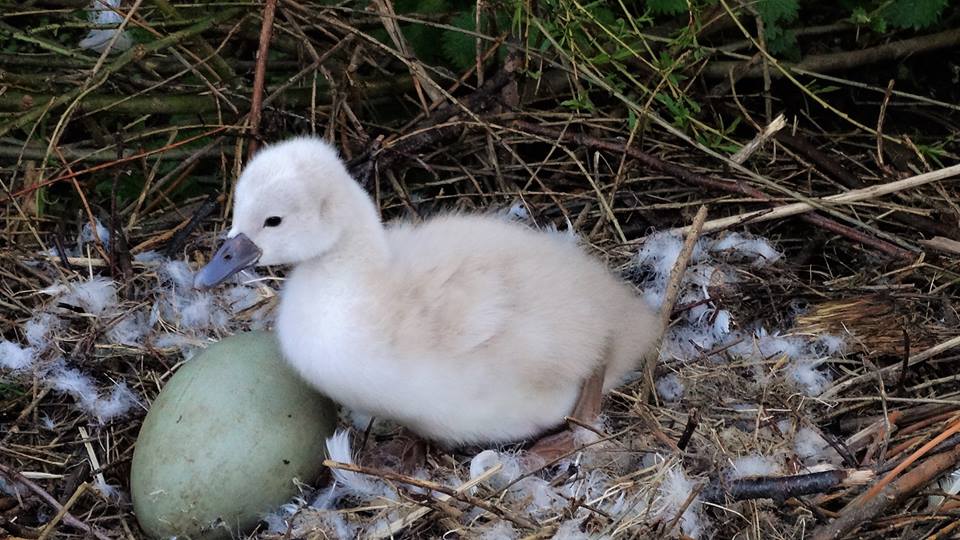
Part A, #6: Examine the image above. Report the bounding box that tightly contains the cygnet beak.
[194,233,262,290]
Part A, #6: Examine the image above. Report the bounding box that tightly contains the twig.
[247,0,278,157]
[514,122,912,260]
[367,464,503,539]
[372,0,442,107]
[0,386,52,445]
[823,334,960,399]
[683,163,960,236]
[0,9,241,139]
[896,328,911,395]
[663,482,704,536]
[876,79,895,167]
[775,131,960,240]
[322,459,539,529]
[0,464,108,540]
[4,126,229,203]
[703,27,960,79]
[880,433,960,475]
[731,113,785,164]
[36,482,88,540]
[799,212,913,261]
[347,52,521,178]
[641,205,708,403]
[702,469,874,504]
[861,415,960,502]
[151,0,235,81]
[164,192,223,257]
[676,408,700,451]
[811,436,960,540]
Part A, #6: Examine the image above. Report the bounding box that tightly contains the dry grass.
[2,1,960,539]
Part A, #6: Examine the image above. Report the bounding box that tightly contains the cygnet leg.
[526,365,605,465]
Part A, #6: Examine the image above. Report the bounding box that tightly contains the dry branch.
[682,163,960,235]
[704,28,960,79]
[515,121,913,260]
[702,469,874,504]
[642,205,708,403]
[0,8,241,138]
[0,464,109,540]
[322,460,539,530]
[246,0,278,157]
[811,441,960,540]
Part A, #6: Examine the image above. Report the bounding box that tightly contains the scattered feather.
[0,477,25,498]
[224,286,261,312]
[814,334,846,356]
[787,359,831,396]
[793,427,841,466]
[106,311,149,346]
[24,313,58,349]
[78,219,111,250]
[930,468,960,509]
[324,430,393,501]
[476,520,519,540]
[657,466,704,539]
[552,519,589,540]
[709,232,781,266]
[727,454,782,480]
[49,367,138,423]
[470,449,523,491]
[93,479,123,500]
[160,260,195,291]
[56,277,118,316]
[133,250,165,263]
[656,373,684,402]
[0,340,34,371]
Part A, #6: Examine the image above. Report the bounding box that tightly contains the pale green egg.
[131,331,336,539]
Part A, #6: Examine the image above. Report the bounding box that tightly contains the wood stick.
[811,439,960,540]
[731,113,786,164]
[367,464,503,539]
[641,205,709,403]
[822,334,960,399]
[0,464,109,540]
[678,163,960,235]
[322,460,539,530]
[36,482,88,540]
[247,0,278,157]
[702,469,873,504]
[861,415,960,502]
[514,122,911,260]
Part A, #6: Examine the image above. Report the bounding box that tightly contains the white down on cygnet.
[195,137,660,447]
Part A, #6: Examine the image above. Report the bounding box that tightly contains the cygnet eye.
[263,216,283,227]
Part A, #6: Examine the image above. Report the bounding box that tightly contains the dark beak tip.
[194,233,261,290]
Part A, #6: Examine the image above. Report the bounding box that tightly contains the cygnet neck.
[300,195,390,278]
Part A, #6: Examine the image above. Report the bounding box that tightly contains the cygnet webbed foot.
[526,366,605,467]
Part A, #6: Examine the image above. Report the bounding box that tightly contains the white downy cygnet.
[196,137,660,449]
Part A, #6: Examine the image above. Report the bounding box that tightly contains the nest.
[2,1,960,539]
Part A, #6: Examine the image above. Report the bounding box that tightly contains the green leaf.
[764,23,798,57]
[870,15,888,33]
[884,0,948,29]
[756,0,799,24]
[849,6,870,25]
[646,0,688,16]
[440,10,479,71]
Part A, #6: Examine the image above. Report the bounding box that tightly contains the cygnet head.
[194,137,380,289]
